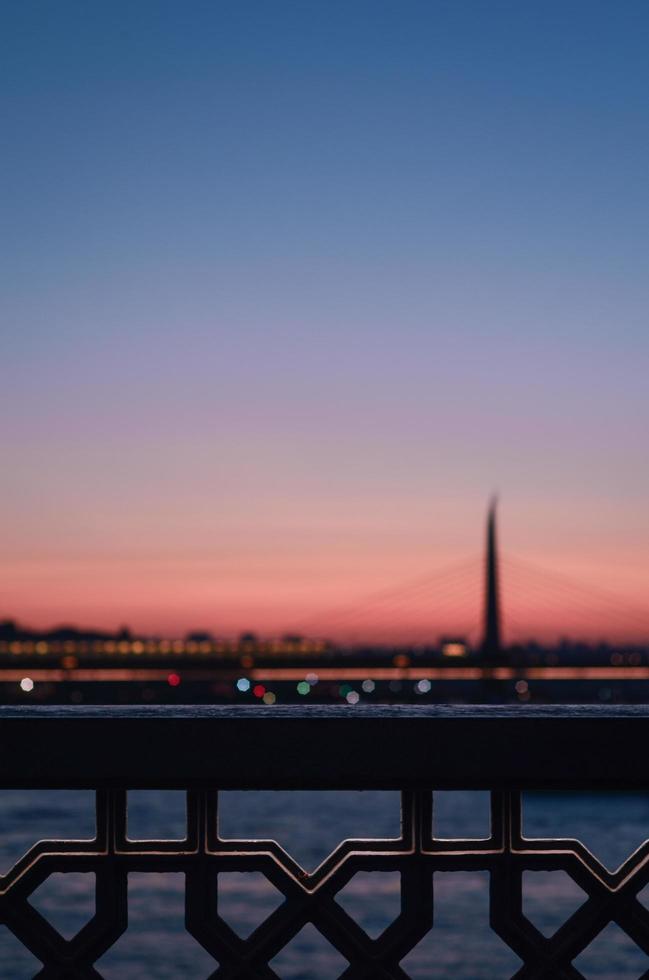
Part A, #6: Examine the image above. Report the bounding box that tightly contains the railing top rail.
[1,704,647,789]
[3,704,649,718]
[5,704,649,718]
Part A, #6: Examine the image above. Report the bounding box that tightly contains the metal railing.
[1,705,649,978]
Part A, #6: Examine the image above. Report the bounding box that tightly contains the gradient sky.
[2,1,649,642]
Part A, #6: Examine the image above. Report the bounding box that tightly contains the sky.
[2,1,649,642]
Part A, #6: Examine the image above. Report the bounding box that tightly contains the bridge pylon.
[481,497,504,661]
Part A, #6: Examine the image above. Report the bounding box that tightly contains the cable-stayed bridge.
[294,501,649,652]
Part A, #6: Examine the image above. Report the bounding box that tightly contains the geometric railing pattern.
[2,790,649,977]
[3,705,649,977]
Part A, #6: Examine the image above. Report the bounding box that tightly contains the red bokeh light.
[167,672,181,687]
[253,684,265,698]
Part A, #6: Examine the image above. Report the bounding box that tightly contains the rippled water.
[1,790,649,978]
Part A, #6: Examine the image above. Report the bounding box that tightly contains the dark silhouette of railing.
[2,705,649,977]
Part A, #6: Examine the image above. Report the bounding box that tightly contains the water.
[1,791,649,978]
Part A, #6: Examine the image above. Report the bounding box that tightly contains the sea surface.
[1,790,649,978]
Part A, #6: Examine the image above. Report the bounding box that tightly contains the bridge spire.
[482,497,502,660]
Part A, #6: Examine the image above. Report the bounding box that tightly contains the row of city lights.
[15,674,524,701]
[16,674,429,694]
[14,674,444,698]
[16,675,184,693]
[234,675,436,703]
[0,639,327,656]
